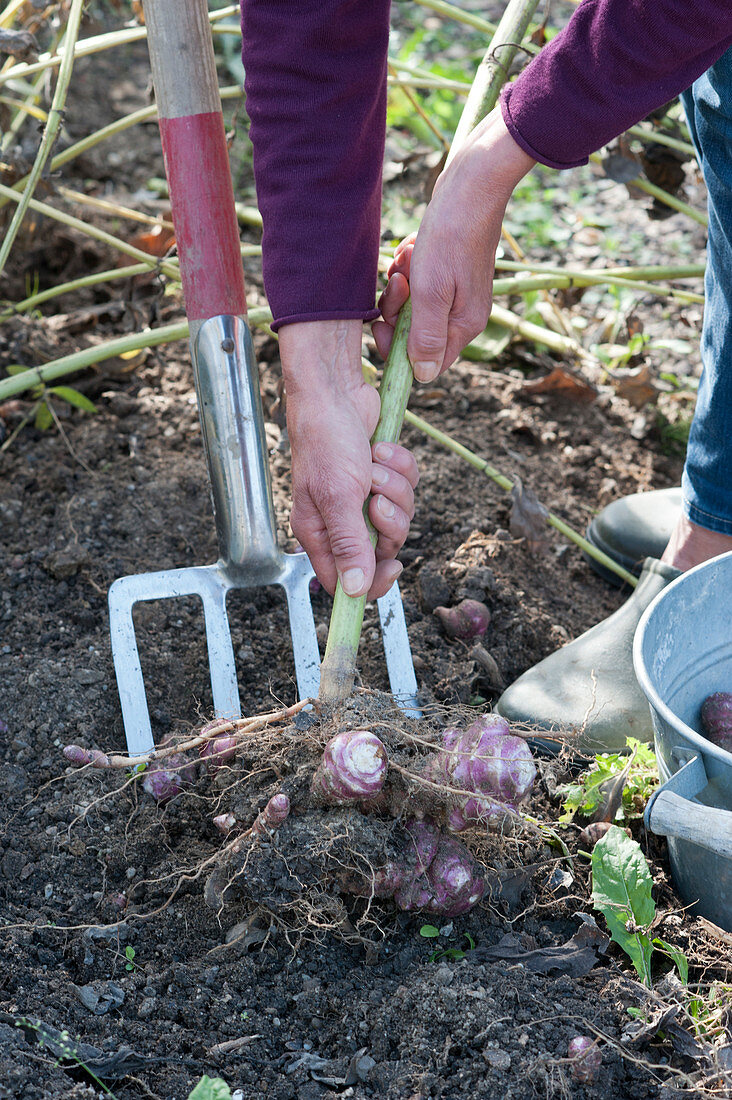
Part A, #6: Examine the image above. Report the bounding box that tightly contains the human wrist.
[279,318,365,399]
[444,107,535,200]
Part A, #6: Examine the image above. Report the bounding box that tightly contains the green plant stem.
[0,5,239,84]
[0,181,180,278]
[589,152,708,225]
[0,308,273,401]
[489,302,595,362]
[495,259,705,282]
[450,0,540,156]
[626,124,696,158]
[412,0,496,35]
[0,0,85,277]
[0,85,244,209]
[403,409,638,588]
[0,264,154,321]
[319,303,415,703]
[319,0,541,705]
[492,270,704,305]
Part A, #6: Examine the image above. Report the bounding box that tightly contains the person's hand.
[280,319,419,599]
[372,108,535,378]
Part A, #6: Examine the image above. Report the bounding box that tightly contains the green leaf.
[652,937,689,984]
[591,825,655,986]
[6,364,27,375]
[419,924,440,939]
[34,402,53,431]
[187,1077,232,1100]
[48,386,97,412]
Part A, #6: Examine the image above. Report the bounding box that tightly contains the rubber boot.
[584,487,682,585]
[495,558,681,753]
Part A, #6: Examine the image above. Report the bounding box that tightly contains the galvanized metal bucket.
[634,549,732,930]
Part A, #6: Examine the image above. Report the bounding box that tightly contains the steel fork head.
[109,315,419,756]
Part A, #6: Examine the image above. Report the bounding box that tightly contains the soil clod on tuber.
[567,1036,602,1084]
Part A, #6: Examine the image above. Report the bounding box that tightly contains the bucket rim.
[633,549,732,766]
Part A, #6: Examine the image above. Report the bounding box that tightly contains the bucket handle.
[645,753,732,860]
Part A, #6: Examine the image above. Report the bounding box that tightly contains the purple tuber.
[424,835,486,916]
[142,752,196,803]
[252,792,291,835]
[700,691,732,752]
[311,729,388,804]
[63,745,110,768]
[199,734,238,770]
[392,826,484,917]
[567,1036,602,1084]
[432,715,536,829]
[434,599,491,641]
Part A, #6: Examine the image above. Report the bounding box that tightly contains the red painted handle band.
[159,111,247,321]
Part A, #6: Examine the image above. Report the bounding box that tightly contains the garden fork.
[109,0,419,756]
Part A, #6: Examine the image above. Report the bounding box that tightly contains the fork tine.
[281,554,321,701]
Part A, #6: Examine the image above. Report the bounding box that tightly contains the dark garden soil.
[1,14,731,1100]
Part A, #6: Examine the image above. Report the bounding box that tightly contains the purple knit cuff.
[271,308,381,333]
[500,88,588,171]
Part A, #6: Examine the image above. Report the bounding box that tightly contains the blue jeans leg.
[680,49,732,536]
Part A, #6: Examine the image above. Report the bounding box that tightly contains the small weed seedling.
[124,946,137,972]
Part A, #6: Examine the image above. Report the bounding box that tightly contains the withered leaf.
[472,920,608,977]
[613,364,659,409]
[127,223,176,259]
[509,476,549,552]
[602,150,641,185]
[522,367,596,404]
[0,29,39,61]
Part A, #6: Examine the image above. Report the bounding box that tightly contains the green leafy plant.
[188,1076,232,1100]
[419,923,440,939]
[3,364,96,438]
[559,738,658,823]
[124,945,137,972]
[429,932,475,963]
[591,826,687,987]
[15,1018,118,1098]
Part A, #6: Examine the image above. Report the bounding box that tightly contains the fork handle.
[143,0,247,322]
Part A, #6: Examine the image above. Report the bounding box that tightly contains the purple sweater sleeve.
[501,0,732,169]
[241,0,389,331]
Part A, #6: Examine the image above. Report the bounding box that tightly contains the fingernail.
[372,465,389,487]
[413,360,440,383]
[377,495,395,518]
[386,561,403,587]
[341,567,365,596]
[374,443,394,462]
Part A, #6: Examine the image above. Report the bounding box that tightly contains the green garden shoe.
[584,486,682,585]
[495,558,681,753]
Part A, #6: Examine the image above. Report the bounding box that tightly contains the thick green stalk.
[403,410,637,588]
[449,0,540,157]
[0,308,274,401]
[319,303,414,703]
[0,0,85,276]
[319,0,541,705]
